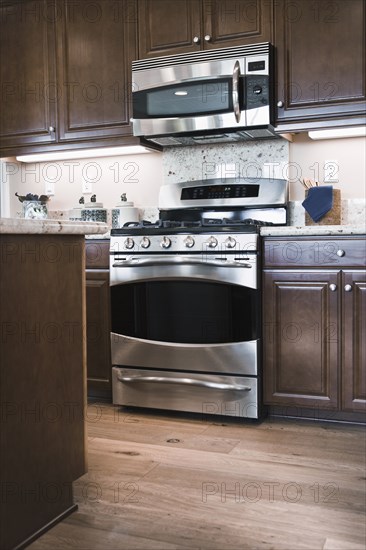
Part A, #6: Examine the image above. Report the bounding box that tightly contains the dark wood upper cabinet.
[0,0,139,156]
[274,0,366,129]
[56,0,138,141]
[202,0,273,49]
[138,0,201,57]
[138,0,273,59]
[0,0,57,149]
[1,0,365,154]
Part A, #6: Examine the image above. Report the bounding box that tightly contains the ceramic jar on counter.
[81,196,107,222]
[112,194,139,228]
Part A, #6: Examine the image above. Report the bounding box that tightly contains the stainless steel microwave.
[131,42,278,147]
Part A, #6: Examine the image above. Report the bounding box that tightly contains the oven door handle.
[117,374,251,392]
[112,257,253,268]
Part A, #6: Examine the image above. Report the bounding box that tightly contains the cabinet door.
[56,0,137,141]
[86,270,112,398]
[263,270,340,409]
[138,0,201,58]
[0,0,57,150]
[203,0,273,49]
[342,270,366,412]
[275,0,366,129]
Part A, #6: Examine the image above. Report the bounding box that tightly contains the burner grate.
[123,218,275,230]
[202,218,275,227]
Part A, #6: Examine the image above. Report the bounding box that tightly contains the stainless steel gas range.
[109,177,288,419]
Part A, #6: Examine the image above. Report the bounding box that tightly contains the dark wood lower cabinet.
[85,240,112,400]
[263,270,340,409]
[262,237,366,417]
[342,270,366,412]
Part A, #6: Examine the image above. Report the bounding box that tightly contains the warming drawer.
[112,367,259,419]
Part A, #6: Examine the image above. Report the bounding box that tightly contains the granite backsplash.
[162,139,289,183]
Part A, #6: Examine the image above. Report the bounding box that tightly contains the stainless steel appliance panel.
[131,42,275,145]
[111,333,258,376]
[158,178,288,210]
[112,367,259,419]
[110,254,258,289]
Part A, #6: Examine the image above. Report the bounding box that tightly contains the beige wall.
[2,133,365,217]
[288,134,366,201]
[4,151,163,216]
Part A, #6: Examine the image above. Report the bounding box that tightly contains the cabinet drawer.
[263,237,366,268]
[85,240,110,269]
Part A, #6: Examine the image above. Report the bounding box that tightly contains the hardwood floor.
[29,404,365,550]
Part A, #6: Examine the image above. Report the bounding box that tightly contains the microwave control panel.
[245,75,270,110]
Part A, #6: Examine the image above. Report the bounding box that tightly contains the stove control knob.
[225,236,237,249]
[140,237,151,249]
[124,237,135,250]
[160,236,171,249]
[184,235,195,248]
[206,236,218,248]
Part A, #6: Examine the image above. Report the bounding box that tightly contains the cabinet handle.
[344,284,353,292]
[336,249,345,257]
[48,126,55,132]
[193,36,200,44]
[277,101,284,108]
[204,34,212,42]
[329,284,337,292]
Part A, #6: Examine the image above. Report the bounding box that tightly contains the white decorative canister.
[81,195,107,222]
[112,194,139,228]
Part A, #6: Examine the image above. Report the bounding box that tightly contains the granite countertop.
[0,218,109,235]
[86,225,366,240]
[260,224,366,237]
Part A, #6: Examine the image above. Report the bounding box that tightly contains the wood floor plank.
[86,406,240,454]
[28,405,366,550]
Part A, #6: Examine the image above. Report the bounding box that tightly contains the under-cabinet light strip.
[16,146,153,163]
[308,127,366,140]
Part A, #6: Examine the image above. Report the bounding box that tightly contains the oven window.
[111,280,259,344]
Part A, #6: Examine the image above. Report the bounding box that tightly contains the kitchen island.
[0,219,108,550]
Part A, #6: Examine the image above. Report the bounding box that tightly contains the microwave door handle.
[232,60,241,123]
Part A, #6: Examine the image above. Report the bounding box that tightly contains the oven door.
[110,253,259,376]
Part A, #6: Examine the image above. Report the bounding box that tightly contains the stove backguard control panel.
[181,184,260,200]
[159,177,289,211]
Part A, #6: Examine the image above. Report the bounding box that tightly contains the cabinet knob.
[329,284,337,292]
[277,101,284,108]
[204,34,212,42]
[336,249,345,257]
[344,284,353,292]
[193,36,200,44]
[48,126,55,132]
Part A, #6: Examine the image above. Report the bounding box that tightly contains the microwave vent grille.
[132,42,270,72]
